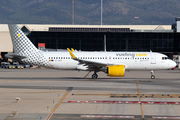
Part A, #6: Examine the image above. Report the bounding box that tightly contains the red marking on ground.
[81,115,134,118]
[153,116,180,119]
[68,101,180,105]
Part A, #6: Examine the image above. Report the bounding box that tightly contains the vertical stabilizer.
[8,24,38,54]
[8,24,50,67]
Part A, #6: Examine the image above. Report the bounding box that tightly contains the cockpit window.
[162,57,169,60]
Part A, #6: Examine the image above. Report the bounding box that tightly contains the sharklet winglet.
[67,48,76,59]
[71,48,75,52]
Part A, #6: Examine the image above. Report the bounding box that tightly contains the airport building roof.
[175,17,180,21]
[0,24,172,32]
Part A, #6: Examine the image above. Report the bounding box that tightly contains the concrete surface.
[0,68,180,120]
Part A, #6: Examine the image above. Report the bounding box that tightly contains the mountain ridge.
[0,0,180,25]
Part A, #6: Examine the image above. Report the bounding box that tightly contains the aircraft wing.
[67,48,112,69]
[77,59,109,67]
[5,53,27,61]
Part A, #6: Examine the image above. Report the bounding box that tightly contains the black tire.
[151,75,155,79]
[92,74,98,79]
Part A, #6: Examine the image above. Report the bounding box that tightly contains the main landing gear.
[151,70,155,79]
[92,72,98,79]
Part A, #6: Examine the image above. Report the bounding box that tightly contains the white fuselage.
[42,51,176,70]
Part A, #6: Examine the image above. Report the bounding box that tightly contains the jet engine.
[105,65,125,77]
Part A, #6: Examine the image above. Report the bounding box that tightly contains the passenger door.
[151,55,156,64]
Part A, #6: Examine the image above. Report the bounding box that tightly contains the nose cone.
[171,61,176,68]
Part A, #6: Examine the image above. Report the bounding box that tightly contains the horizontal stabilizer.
[5,53,27,60]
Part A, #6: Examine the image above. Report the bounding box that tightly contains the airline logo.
[49,60,54,61]
[116,53,147,57]
[116,53,135,57]
[135,53,147,57]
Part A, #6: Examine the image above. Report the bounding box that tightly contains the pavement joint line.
[45,87,72,120]
[135,81,144,119]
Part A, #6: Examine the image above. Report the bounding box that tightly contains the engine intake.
[106,65,125,77]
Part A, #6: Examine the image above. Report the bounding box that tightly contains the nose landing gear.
[151,70,155,79]
[92,72,98,79]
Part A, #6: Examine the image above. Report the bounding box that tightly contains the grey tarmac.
[0,68,180,120]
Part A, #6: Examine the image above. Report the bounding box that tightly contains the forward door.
[151,55,156,64]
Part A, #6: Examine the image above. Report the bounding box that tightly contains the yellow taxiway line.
[45,91,70,120]
[135,81,144,119]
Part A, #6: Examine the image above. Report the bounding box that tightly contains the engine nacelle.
[106,65,125,77]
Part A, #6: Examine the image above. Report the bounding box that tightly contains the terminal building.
[1,17,180,61]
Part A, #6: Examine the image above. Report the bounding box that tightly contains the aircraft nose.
[171,61,176,68]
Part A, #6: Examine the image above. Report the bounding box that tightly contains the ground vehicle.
[1,62,26,69]
[13,62,24,69]
[1,62,6,68]
[22,63,30,68]
[1,62,14,69]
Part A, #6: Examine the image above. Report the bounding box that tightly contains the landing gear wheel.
[92,74,98,79]
[151,75,155,79]
[150,70,155,79]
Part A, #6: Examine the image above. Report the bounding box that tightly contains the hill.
[0,0,180,25]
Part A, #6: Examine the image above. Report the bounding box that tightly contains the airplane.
[7,24,176,79]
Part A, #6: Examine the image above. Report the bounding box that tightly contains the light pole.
[101,0,103,25]
[72,0,75,25]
